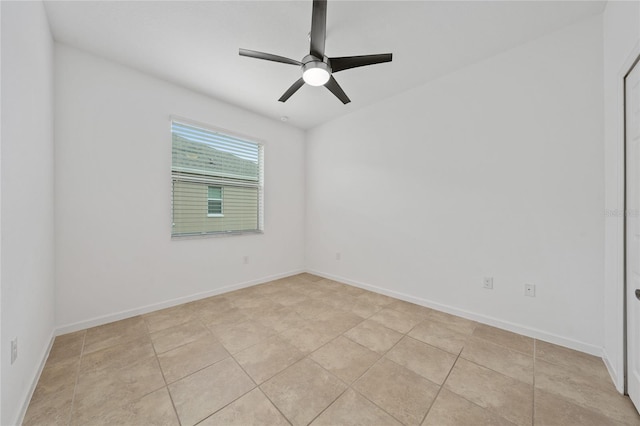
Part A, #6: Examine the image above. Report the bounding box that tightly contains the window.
[171,120,263,237]
[207,186,223,216]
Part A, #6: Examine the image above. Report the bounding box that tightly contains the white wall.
[306,16,604,354]
[1,4,4,423]
[603,0,640,392]
[54,45,305,330]
[1,2,56,424]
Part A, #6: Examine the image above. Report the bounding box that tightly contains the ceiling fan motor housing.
[301,56,332,86]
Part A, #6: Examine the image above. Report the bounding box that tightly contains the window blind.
[171,121,263,237]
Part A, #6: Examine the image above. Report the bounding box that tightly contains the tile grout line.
[153,330,216,360]
[344,388,404,426]
[226,348,296,426]
[418,333,467,425]
[435,380,515,423]
[295,303,388,406]
[229,349,260,387]
[250,388,293,426]
[530,357,632,423]
[66,327,165,412]
[165,294,361,396]
[162,351,232,386]
[192,386,259,426]
[157,341,240,424]
[144,317,183,426]
[66,330,87,426]
[254,355,321,425]
[432,330,535,426]
[305,387,349,424]
[459,356,534,387]
[451,324,540,388]
[156,301,232,377]
[247,307,395,426]
[346,368,406,425]
[466,331,535,358]
[338,317,439,425]
[297,357,353,425]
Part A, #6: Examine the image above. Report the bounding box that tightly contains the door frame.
[624,53,640,396]
[607,41,640,395]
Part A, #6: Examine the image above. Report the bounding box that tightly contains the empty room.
[2,0,640,425]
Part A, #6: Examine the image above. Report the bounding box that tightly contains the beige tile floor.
[24,273,640,426]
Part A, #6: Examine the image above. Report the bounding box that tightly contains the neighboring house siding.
[171,126,262,236]
[172,180,258,234]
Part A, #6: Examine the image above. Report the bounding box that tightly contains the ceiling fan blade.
[329,54,393,73]
[239,48,301,66]
[325,76,350,104]
[309,0,327,59]
[279,78,305,102]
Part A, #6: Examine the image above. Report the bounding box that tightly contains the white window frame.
[207,185,224,217]
[170,117,264,238]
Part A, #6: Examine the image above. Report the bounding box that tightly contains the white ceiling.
[43,1,605,129]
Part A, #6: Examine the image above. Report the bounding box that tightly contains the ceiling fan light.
[302,61,331,86]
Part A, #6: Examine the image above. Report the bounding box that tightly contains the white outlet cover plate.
[10,338,17,364]
[483,277,493,289]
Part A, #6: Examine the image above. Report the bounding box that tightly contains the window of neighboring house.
[171,120,264,237]
[207,186,223,216]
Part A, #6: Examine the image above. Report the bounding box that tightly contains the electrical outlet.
[336,252,341,261]
[525,284,536,297]
[483,277,493,289]
[10,338,17,364]
[243,256,249,265]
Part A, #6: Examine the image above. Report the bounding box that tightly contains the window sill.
[207,214,224,217]
[171,230,263,240]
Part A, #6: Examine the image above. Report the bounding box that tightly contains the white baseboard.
[602,348,624,393]
[56,269,304,335]
[308,269,604,357]
[14,329,56,426]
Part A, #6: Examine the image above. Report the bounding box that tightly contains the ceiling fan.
[239,0,392,104]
